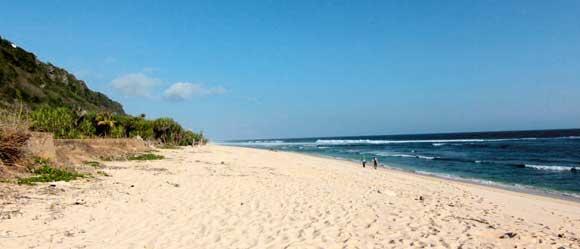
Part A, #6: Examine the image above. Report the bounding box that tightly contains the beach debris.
[557,233,564,238]
[73,199,86,205]
[0,209,22,220]
[130,185,135,188]
[240,202,244,206]
[166,181,180,187]
[220,161,225,165]
[419,196,424,201]
[500,232,517,239]
[377,190,381,194]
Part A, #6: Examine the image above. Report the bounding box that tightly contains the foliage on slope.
[0,36,124,114]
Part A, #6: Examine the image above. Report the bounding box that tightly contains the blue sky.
[2,1,580,140]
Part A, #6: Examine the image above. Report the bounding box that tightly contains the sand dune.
[1,145,579,248]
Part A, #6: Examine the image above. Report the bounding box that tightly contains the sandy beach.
[1,145,579,248]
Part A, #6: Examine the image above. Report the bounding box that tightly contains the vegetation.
[0,36,124,113]
[0,35,207,146]
[17,158,83,185]
[127,153,164,161]
[0,36,208,184]
[0,107,31,166]
[27,106,207,145]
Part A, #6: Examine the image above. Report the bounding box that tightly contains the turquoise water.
[224,129,580,198]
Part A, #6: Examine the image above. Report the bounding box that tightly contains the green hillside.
[0,36,124,114]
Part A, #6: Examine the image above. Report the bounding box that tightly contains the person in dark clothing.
[373,157,378,170]
[362,158,366,168]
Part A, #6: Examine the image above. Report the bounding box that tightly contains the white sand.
[1,145,579,248]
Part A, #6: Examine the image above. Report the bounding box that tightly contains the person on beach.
[362,158,366,168]
[373,157,378,170]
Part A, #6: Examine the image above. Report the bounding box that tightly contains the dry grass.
[0,105,31,168]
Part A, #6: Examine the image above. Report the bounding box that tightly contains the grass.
[17,159,84,185]
[127,153,164,161]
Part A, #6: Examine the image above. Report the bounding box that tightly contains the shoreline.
[2,144,580,248]
[223,144,580,204]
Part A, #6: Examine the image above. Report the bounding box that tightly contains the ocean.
[223,129,580,198]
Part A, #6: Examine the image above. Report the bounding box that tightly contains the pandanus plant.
[95,112,115,137]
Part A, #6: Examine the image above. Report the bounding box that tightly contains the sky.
[1,0,580,140]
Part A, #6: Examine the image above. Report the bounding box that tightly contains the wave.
[365,152,437,160]
[365,152,578,171]
[225,135,580,147]
[525,164,575,172]
[314,136,578,145]
[316,138,491,145]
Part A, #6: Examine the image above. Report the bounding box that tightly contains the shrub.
[130,118,154,139]
[77,112,96,138]
[153,118,183,144]
[30,106,77,138]
[27,106,207,145]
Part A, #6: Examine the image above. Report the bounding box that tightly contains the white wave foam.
[224,135,580,147]
[221,140,303,147]
[525,164,575,172]
[315,139,489,145]
[418,155,436,160]
[393,154,416,158]
[313,137,560,145]
[365,152,436,160]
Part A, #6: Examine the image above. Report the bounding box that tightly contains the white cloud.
[164,82,226,101]
[110,73,161,97]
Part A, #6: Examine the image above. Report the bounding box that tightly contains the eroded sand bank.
[1,145,579,248]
